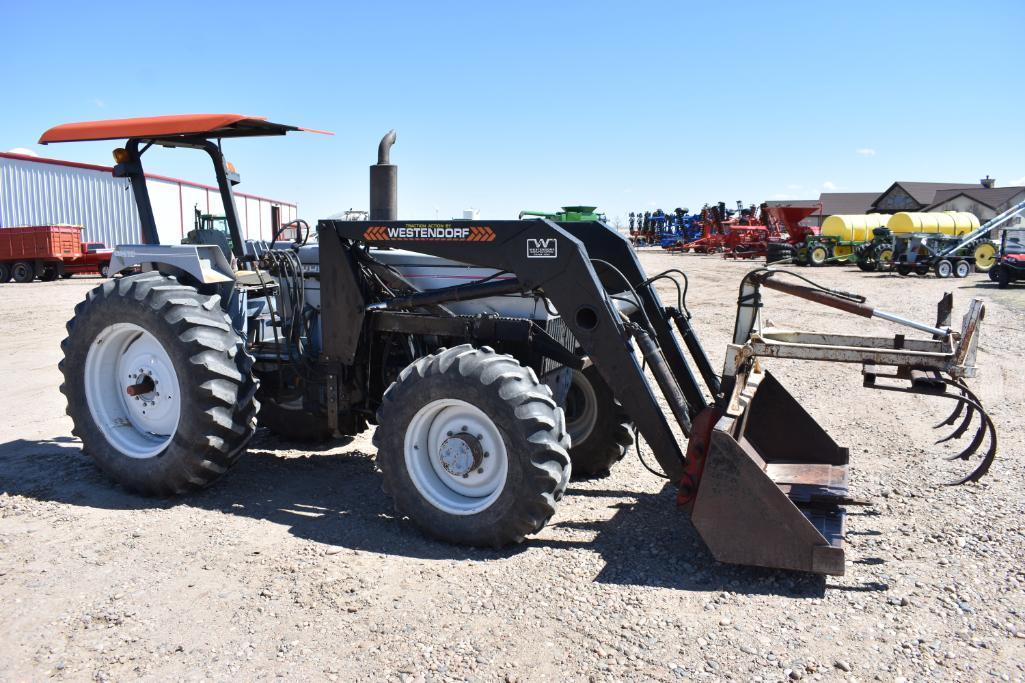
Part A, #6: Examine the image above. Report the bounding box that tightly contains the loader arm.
[320,219,691,480]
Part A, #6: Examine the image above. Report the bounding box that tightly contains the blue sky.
[4,1,1023,225]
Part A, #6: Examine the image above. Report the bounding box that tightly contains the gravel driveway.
[1,253,1022,681]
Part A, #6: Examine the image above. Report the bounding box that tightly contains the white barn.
[0,151,297,247]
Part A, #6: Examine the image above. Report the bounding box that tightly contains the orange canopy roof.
[39,114,331,144]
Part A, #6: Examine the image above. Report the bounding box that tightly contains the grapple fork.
[677,269,994,575]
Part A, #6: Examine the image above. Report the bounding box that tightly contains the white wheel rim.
[564,369,598,445]
[403,399,508,515]
[84,323,182,459]
[956,261,970,277]
[938,262,951,277]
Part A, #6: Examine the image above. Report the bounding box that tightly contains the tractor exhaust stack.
[370,129,397,220]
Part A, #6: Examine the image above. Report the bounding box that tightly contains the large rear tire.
[766,242,796,264]
[564,366,632,477]
[59,272,259,495]
[374,345,571,547]
[971,241,997,273]
[0,263,10,283]
[996,266,1011,289]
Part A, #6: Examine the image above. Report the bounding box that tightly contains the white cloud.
[771,193,794,200]
[822,181,837,191]
[856,148,876,157]
[6,147,38,157]
[1008,176,1025,186]
[93,98,106,108]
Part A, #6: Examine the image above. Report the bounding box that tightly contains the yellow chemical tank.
[820,214,891,242]
[887,211,979,236]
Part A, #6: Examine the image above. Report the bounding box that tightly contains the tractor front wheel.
[808,244,830,266]
[60,272,259,495]
[564,366,632,477]
[375,345,571,547]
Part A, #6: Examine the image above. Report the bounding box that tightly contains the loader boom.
[320,219,701,480]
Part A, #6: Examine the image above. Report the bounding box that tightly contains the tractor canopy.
[39,114,331,144]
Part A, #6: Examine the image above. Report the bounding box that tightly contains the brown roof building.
[768,178,1021,227]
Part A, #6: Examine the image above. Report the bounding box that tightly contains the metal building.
[0,151,297,247]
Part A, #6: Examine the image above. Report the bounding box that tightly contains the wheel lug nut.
[476,434,483,440]
[462,473,469,479]
[477,468,484,474]
[447,431,453,437]
[461,425,467,431]
[483,452,489,458]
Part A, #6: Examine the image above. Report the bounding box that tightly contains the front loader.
[43,114,997,576]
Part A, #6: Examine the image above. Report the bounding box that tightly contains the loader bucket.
[690,371,850,575]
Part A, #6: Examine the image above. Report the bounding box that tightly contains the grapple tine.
[943,408,985,460]
[933,393,965,428]
[935,399,975,444]
[944,401,998,485]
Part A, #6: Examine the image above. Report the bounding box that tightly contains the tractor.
[763,204,821,264]
[519,206,606,222]
[43,114,997,576]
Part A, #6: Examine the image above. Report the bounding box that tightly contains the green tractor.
[855,227,895,272]
[183,206,234,258]
[519,205,606,222]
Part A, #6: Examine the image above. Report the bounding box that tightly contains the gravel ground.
[1,253,1023,682]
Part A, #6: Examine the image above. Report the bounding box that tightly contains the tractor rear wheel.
[59,272,259,495]
[972,241,997,273]
[11,261,35,283]
[564,366,632,477]
[766,242,796,264]
[375,344,571,547]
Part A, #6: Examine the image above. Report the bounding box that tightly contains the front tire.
[996,266,1011,289]
[564,366,632,477]
[374,345,571,548]
[59,272,259,495]
[808,244,829,266]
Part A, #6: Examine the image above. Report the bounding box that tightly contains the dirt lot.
[1,253,1023,682]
